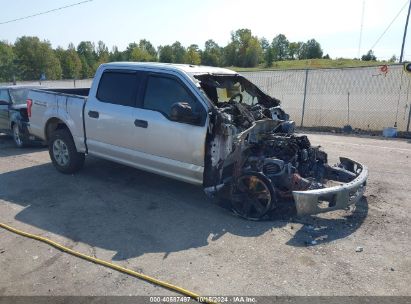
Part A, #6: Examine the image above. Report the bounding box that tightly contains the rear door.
[0,89,11,130]
[84,69,144,162]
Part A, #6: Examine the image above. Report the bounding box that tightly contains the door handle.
[88,111,99,119]
[134,119,148,128]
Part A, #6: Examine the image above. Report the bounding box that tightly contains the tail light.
[27,99,33,118]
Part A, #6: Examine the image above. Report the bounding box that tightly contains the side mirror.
[170,102,201,124]
[0,99,10,106]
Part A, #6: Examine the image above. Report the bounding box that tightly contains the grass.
[230,58,391,72]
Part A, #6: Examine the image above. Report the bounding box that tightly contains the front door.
[134,73,208,184]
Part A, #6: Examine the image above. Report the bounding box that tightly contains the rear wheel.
[49,128,85,174]
[231,172,276,220]
[12,124,25,148]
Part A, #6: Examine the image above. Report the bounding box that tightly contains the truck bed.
[27,88,89,153]
[42,88,90,97]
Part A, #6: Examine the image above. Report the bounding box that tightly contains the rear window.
[9,88,28,104]
[96,71,141,107]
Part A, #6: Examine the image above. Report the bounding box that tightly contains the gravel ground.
[0,133,410,296]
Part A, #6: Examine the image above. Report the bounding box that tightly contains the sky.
[0,0,410,61]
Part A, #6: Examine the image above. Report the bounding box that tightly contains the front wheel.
[230,172,276,220]
[49,129,85,174]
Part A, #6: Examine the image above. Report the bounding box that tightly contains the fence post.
[347,91,350,126]
[407,78,411,132]
[300,69,309,127]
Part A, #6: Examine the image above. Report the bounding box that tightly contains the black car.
[0,85,43,147]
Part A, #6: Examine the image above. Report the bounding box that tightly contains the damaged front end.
[196,73,368,220]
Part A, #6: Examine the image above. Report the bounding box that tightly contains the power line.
[0,0,93,25]
[370,0,409,51]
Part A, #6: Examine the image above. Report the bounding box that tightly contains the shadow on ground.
[283,197,368,247]
[0,156,368,260]
[0,134,46,157]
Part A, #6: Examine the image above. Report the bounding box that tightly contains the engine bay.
[194,73,366,220]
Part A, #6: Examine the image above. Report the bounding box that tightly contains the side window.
[0,90,10,103]
[96,71,141,107]
[143,76,197,117]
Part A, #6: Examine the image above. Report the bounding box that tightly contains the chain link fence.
[2,64,410,132]
[242,64,411,132]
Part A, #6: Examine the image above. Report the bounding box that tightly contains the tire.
[12,123,26,148]
[230,172,277,221]
[48,128,85,174]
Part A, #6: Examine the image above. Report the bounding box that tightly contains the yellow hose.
[0,222,214,304]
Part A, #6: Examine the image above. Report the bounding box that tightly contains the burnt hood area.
[195,73,293,134]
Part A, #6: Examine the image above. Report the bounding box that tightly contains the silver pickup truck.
[27,62,368,220]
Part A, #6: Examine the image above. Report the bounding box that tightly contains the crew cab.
[27,62,368,220]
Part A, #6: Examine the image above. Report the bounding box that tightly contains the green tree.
[124,42,138,61]
[171,41,186,63]
[95,40,109,69]
[55,44,82,79]
[260,37,269,64]
[55,47,64,59]
[0,41,15,82]
[245,37,262,67]
[271,34,289,61]
[201,39,222,66]
[299,39,323,59]
[109,46,126,61]
[361,50,377,61]
[223,42,237,66]
[77,41,96,65]
[260,37,270,53]
[184,44,201,65]
[65,44,82,79]
[78,55,92,78]
[127,39,157,62]
[224,29,262,67]
[158,45,173,63]
[130,47,153,62]
[265,48,274,68]
[233,29,251,66]
[77,41,96,78]
[14,36,61,80]
[158,42,186,63]
[288,41,303,60]
[138,39,157,60]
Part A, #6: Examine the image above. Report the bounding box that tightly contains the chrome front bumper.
[292,158,368,216]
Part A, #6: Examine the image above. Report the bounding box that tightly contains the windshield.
[9,88,29,105]
[215,81,256,105]
[194,74,280,109]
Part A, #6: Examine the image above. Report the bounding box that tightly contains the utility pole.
[358,0,365,58]
[400,0,411,63]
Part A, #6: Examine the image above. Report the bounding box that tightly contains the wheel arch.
[44,117,72,143]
